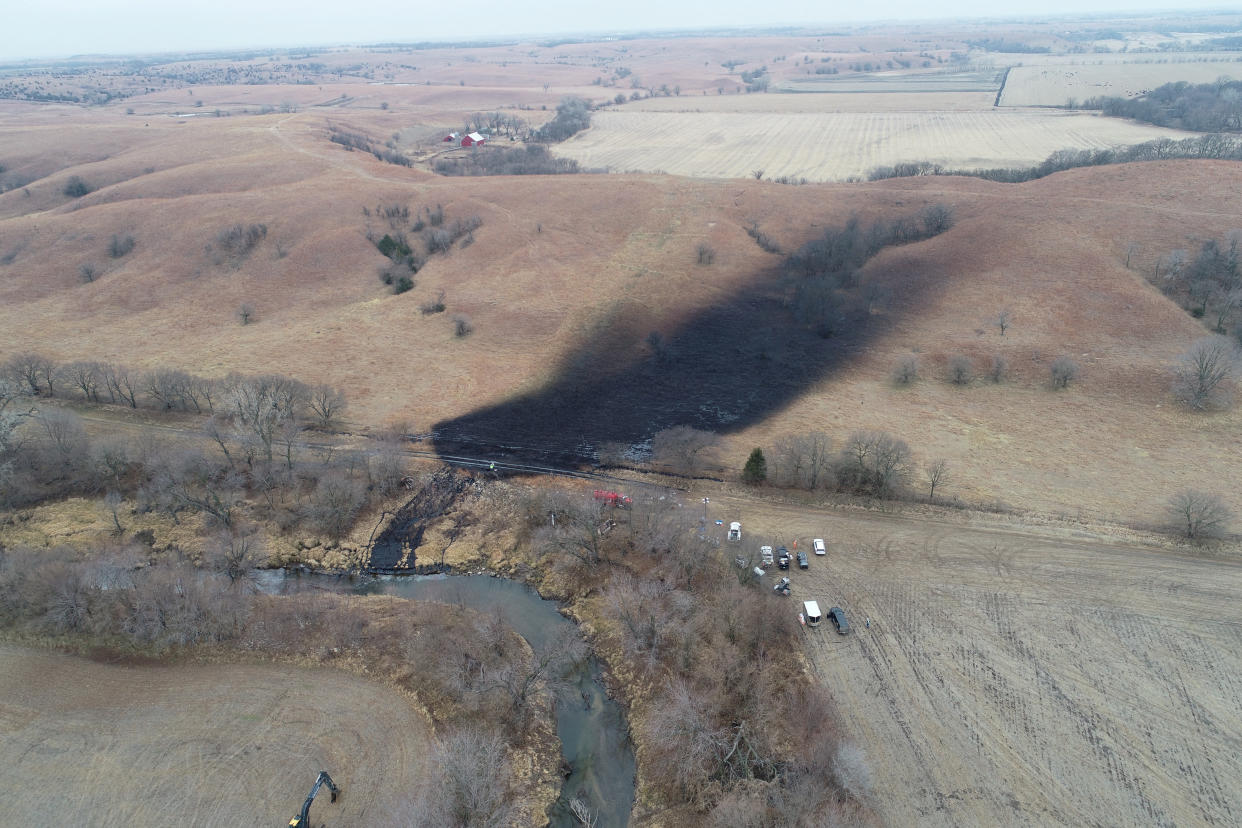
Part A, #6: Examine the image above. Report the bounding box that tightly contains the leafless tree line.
[2,352,347,428]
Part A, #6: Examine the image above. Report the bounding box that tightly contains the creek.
[257,570,636,827]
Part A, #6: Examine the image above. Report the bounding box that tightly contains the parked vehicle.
[728,522,742,541]
[803,601,822,627]
[760,546,774,567]
[828,607,850,635]
[813,538,826,556]
[773,577,791,596]
[776,546,791,570]
[797,549,809,569]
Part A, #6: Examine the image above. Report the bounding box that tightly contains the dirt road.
[720,496,1242,826]
[0,646,429,826]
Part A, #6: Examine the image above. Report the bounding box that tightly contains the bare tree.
[101,363,139,408]
[925,459,949,501]
[104,490,125,535]
[919,203,955,235]
[987,354,1008,383]
[1172,335,1237,410]
[1050,356,1080,389]
[208,525,265,585]
[1168,490,1232,539]
[308,383,347,429]
[947,354,973,385]
[62,361,104,402]
[892,354,919,385]
[994,308,1012,336]
[37,408,88,460]
[306,472,365,540]
[237,303,255,325]
[652,425,720,476]
[4,353,51,396]
[390,728,518,828]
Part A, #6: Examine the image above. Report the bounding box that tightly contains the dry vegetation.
[3,11,1242,826]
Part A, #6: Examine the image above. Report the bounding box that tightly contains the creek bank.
[257,569,636,828]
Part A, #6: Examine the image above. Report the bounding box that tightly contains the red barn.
[461,132,486,147]
[443,131,459,143]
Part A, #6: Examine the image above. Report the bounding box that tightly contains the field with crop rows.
[554,109,1193,181]
[1000,56,1242,106]
[718,496,1242,828]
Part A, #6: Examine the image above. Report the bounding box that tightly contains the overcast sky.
[0,1,1222,61]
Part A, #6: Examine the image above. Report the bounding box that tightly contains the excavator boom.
[288,771,340,827]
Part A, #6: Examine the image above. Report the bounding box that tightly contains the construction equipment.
[593,489,633,508]
[289,771,340,827]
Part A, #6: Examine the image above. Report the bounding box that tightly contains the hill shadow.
[432,218,947,465]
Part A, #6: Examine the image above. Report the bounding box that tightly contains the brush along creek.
[258,570,636,827]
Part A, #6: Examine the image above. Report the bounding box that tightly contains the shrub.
[696,244,716,265]
[376,233,411,260]
[892,355,919,385]
[78,263,98,283]
[237,303,255,325]
[108,234,135,258]
[1050,356,1080,389]
[63,176,91,198]
[394,276,414,294]
[987,354,1008,383]
[420,290,446,315]
[948,354,973,385]
[453,315,473,337]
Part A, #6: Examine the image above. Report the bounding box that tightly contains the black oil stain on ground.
[432,216,947,465]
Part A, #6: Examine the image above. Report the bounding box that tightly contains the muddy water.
[257,571,635,827]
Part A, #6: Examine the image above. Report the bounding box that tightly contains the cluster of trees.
[1080,79,1242,133]
[1149,234,1242,337]
[531,96,593,143]
[460,111,529,139]
[326,124,412,167]
[368,203,481,293]
[205,223,266,268]
[432,144,582,176]
[0,357,382,542]
[501,486,872,824]
[870,134,1242,183]
[783,206,954,337]
[755,429,924,500]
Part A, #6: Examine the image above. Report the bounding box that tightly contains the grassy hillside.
[1,104,1238,524]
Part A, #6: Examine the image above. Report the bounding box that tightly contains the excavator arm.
[288,771,340,827]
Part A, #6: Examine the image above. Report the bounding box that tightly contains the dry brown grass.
[1,45,1240,528]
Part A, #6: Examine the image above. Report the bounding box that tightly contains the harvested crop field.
[0,645,428,825]
[553,109,1194,180]
[999,57,1242,107]
[728,498,1242,826]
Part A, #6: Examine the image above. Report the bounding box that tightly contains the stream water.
[256,570,635,827]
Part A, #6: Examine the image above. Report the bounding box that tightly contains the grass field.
[704,489,1242,827]
[552,108,1194,180]
[0,645,429,825]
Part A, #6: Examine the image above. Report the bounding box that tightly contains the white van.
[813,538,826,556]
[803,601,822,628]
[728,522,742,542]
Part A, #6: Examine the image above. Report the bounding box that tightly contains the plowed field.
[725,497,1242,827]
[0,646,428,825]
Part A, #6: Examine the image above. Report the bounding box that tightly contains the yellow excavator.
[288,771,340,827]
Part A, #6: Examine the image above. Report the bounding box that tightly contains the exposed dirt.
[710,491,1242,827]
[0,645,429,826]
